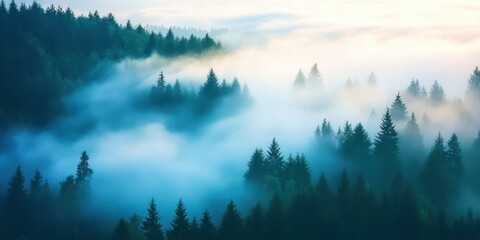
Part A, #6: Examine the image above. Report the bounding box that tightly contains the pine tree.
[336,169,351,220]
[266,193,284,240]
[430,80,445,105]
[340,121,354,158]
[316,172,332,209]
[218,200,244,240]
[244,148,266,185]
[293,70,306,89]
[199,210,215,240]
[4,166,27,238]
[308,63,322,87]
[467,66,480,100]
[390,92,408,121]
[406,78,422,99]
[142,199,164,240]
[245,203,265,240]
[75,151,93,192]
[420,133,449,208]
[29,169,43,197]
[189,218,199,240]
[169,199,190,240]
[403,113,424,154]
[265,138,285,180]
[373,109,399,167]
[128,213,146,240]
[112,218,133,240]
[351,123,371,161]
[199,69,220,100]
[446,133,463,177]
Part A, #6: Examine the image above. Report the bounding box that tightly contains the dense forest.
[0,1,221,128]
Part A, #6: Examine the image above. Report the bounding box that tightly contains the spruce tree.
[403,113,424,154]
[169,199,190,240]
[390,92,408,121]
[351,123,371,161]
[340,121,354,158]
[245,203,265,240]
[189,218,199,240]
[199,210,215,240]
[4,166,27,238]
[265,138,285,180]
[447,133,463,177]
[29,169,43,198]
[266,193,284,240]
[244,148,266,185]
[336,169,351,220]
[112,218,133,240]
[430,80,445,105]
[75,151,93,192]
[308,63,322,86]
[406,78,422,99]
[467,66,480,100]
[218,200,244,240]
[142,199,164,240]
[293,70,306,89]
[373,109,399,166]
[199,69,220,99]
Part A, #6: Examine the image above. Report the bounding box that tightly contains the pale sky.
[20,0,480,96]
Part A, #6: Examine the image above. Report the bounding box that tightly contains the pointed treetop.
[390,92,408,121]
[293,69,306,88]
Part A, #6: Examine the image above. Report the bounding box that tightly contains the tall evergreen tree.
[199,210,215,240]
[217,200,244,240]
[75,151,93,192]
[340,121,354,158]
[390,92,408,121]
[467,66,480,101]
[406,78,423,99]
[336,169,351,221]
[373,109,399,168]
[112,218,134,240]
[293,70,306,89]
[169,199,190,240]
[142,199,164,240]
[351,123,372,161]
[265,138,285,180]
[266,193,284,240]
[446,133,463,177]
[430,80,445,105]
[403,113,424,154]
[4,166,27,238]
[29,169,43,197]
[244,148,266,185]
[245,203,266,240]
[308,63,322,87]
[198,69,220,100]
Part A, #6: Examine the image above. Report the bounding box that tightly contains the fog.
[2,1,480,226]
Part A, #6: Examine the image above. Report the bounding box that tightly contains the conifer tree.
[169,199,190,240]
[142,199,164,240]
[75,151,93,192]
[430,80,445,105]
[373,109,399,167]
[351,123,371,161]
[265,138,285,180]
[199,69,220,100]
[390,92,408,121]
[112,218,133,240]
[406,79,422,99]
[29,169,43,198]
[199,210,215,240]
[293,70,306,89]
[266,193,284,240]
[467,66,480,101]
[244,148,266,185]
[189,218,199,240]
[218,200,244,240]
[336,169,351,220]
[308,63,322,87]
[447,133,463,177]
[245,203,265,240]
[403,113,424,154]
[4,166,27,238]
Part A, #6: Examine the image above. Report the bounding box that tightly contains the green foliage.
[199,210,215,240]
[0,2,220,127]
[265,138,285,180]
[373,109,399,178]
[168,199,190,240]
[244,148,266,185]
[218,200,244,240]
[142,199,164,240]
[390,92,408,121]
[429,80,445,105]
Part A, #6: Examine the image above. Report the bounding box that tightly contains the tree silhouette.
[142,199,164,240]
[218,200,244,240]
[245,203,265,240]
[390,92,408,121]
[168,199,190,240]
[265,138,285,181]
[112,218,133,240]
[244,148,266,186]
[293,70,306,89]
[373,109,399,178]
[199,210,215,240]
[430,80,445,105]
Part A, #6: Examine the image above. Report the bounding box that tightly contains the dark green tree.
[266,193,284,240]
[29,169,43,198]
[142,199,164,240]
[199,210,215,240]
[265,138,285,180]
[390,92,408,121]
[244,148,266,185]
[351,123,371,161]
[168,199,190,240]
[217,200,244,240]
[373,109,399,177]
[245,203,266,240]
[75,151,93,192]
[189,218,199,240]
[446,133,463,177]
[4,166,27,239]
[112,218,134,240]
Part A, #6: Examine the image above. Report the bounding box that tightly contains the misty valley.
[1,1,480,240]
